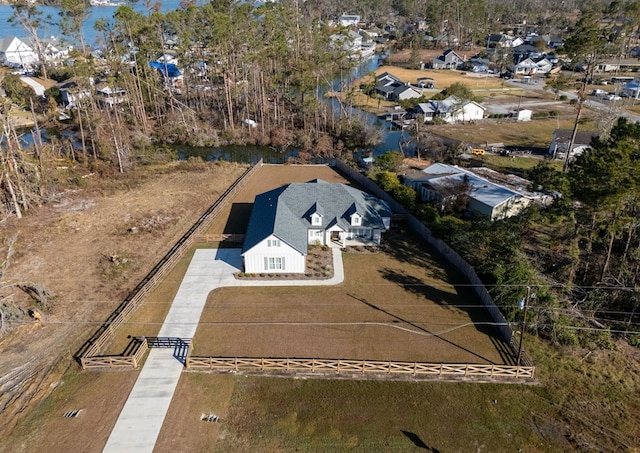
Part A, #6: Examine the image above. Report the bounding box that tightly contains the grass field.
[373,65,508,91]
[193,232,508,364]
[483,154,564,172]
[153,335,640,452]
[430,117,578,149]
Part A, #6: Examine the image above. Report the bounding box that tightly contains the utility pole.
[517,286,533,367]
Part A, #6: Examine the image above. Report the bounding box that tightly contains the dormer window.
[311,213,322,226]
[351,213,362,226]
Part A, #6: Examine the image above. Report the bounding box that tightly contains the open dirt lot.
[0,160,248,441]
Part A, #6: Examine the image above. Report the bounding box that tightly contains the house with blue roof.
[241,180,392,273]
[403,163,532,221]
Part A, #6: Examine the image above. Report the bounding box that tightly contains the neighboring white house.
[0,36,38,68]
[36,36,71,65]
[414,96,485,123]
[404,163,533,221]
[330,29,364,57]
[96,86,127,108]
[0,36,71,68]
[59,79,93,108]
[242,180,392,274]
[548,129,598,159]
[510,57,542,75]
[338,14,361,27]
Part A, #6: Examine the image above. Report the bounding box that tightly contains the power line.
[4,319,640,335]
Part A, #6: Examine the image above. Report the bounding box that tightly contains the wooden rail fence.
[331,160,535,368]
[81,338,148,369]
[186,357,535,380]
[77,160,263,369]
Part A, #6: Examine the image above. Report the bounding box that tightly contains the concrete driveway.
[103,248,344,453]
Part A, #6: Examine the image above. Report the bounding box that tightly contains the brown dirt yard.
[0,159,249,441]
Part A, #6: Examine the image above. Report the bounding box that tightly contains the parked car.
[606,94,622,101]
[591,89,607,96]
[500,72,514,80]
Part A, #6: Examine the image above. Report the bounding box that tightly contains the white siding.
[308,229,325,245]
[243,235,305,274]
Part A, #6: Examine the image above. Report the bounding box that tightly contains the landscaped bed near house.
[191,231,508,365]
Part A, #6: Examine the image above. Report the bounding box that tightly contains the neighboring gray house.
[513,44,543,63]
[548,129,598,159]
[241,180,392,273]
[374,71,422,101]
[404,163,533,221]
[432,49,464,69]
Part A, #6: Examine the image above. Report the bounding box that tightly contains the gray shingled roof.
[242,180,392,255]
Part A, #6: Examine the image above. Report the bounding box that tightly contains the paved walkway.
[103,248,344,453]
[20,76,46,97]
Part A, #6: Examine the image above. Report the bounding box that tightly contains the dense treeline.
[373,119,640,347]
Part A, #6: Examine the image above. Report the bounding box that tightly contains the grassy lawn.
[372,65,508,91]
[157,335,639,452]
[4,365,139,453]
[482,154,563,172]
[430,117,577,149]
[193,231,510,364]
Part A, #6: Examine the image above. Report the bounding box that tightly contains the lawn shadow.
[491,334,517,365]
[348,294,497,364]
[401,430,439,451]
[378,267,506,344]
[381,223,513,354]
[223,202,253,233]
[378,267,460,307]
[382,231,453,283]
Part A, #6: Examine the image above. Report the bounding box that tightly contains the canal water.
[1,3,404,162]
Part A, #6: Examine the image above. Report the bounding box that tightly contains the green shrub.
[627,333,640,348]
